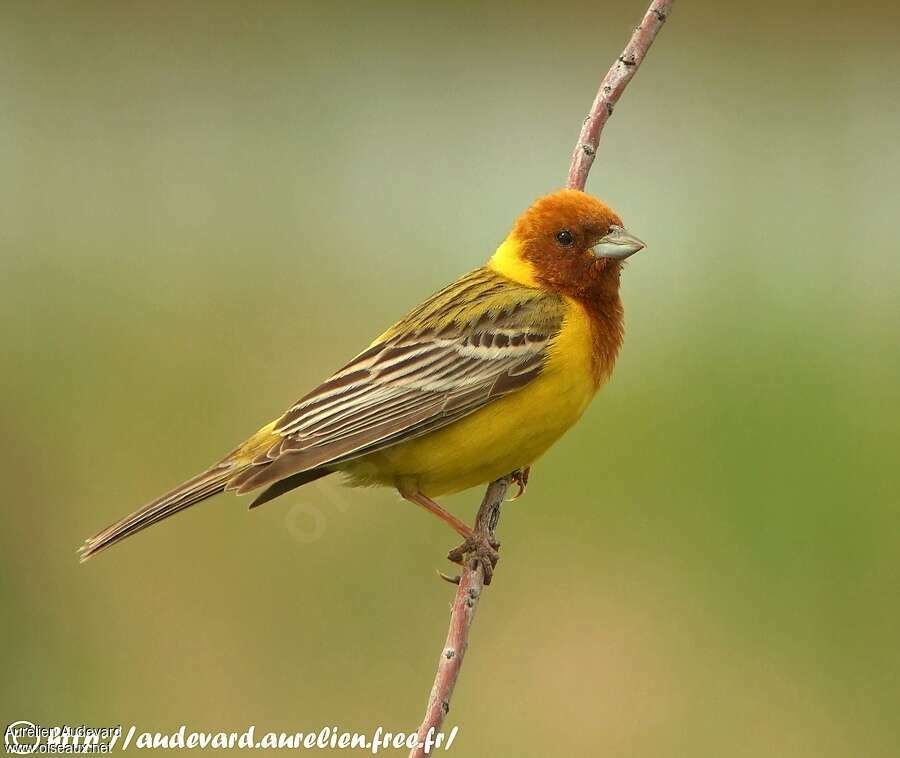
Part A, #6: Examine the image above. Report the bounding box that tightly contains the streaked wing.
[228,268,565,493]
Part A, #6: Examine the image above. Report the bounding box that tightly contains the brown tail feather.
[78,461,244,562]
[248,467,331,509]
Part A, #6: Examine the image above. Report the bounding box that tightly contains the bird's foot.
[447,531,501,585]
[507,466,531,501]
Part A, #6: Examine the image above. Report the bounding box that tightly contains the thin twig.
[410,3,674,754]
[567,0,674,191]
[409,475,512,758]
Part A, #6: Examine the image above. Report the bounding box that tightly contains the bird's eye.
[555,230,574,246]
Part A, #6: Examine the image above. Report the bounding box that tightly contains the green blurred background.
[2,1,898,755]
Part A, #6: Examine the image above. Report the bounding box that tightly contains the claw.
[437,569,461,585]
[507,467,531,501]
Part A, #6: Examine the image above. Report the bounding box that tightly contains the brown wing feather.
[80,269,564,558]
[228,268,565,494]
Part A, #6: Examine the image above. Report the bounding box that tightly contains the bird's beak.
[591,226,645,259]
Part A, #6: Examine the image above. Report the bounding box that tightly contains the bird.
[79,189,645,571]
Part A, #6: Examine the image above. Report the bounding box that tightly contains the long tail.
[79,418,336,562]
[78,460,244,562]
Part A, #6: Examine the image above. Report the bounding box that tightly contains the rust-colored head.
[490,189,644,299]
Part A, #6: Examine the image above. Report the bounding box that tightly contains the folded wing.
[227,267,565,493]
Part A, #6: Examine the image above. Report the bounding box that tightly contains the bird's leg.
[507,466,531,501]
[400,489,475,540]
[399,487,500,584]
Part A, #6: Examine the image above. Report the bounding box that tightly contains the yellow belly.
[336,299,601,497]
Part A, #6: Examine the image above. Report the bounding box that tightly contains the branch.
[567,0,674,191]
[410,3,674,754]
[408,475,512,758]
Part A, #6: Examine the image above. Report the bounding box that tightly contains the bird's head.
[489,189,644,298]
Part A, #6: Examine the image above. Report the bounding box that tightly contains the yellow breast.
[338,298,601,497]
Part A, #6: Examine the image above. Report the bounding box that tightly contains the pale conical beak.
[592,225,645,259]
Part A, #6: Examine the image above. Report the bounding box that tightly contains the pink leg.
[399,489,474,540]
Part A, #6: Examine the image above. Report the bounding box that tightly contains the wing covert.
[229,268,566,493]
